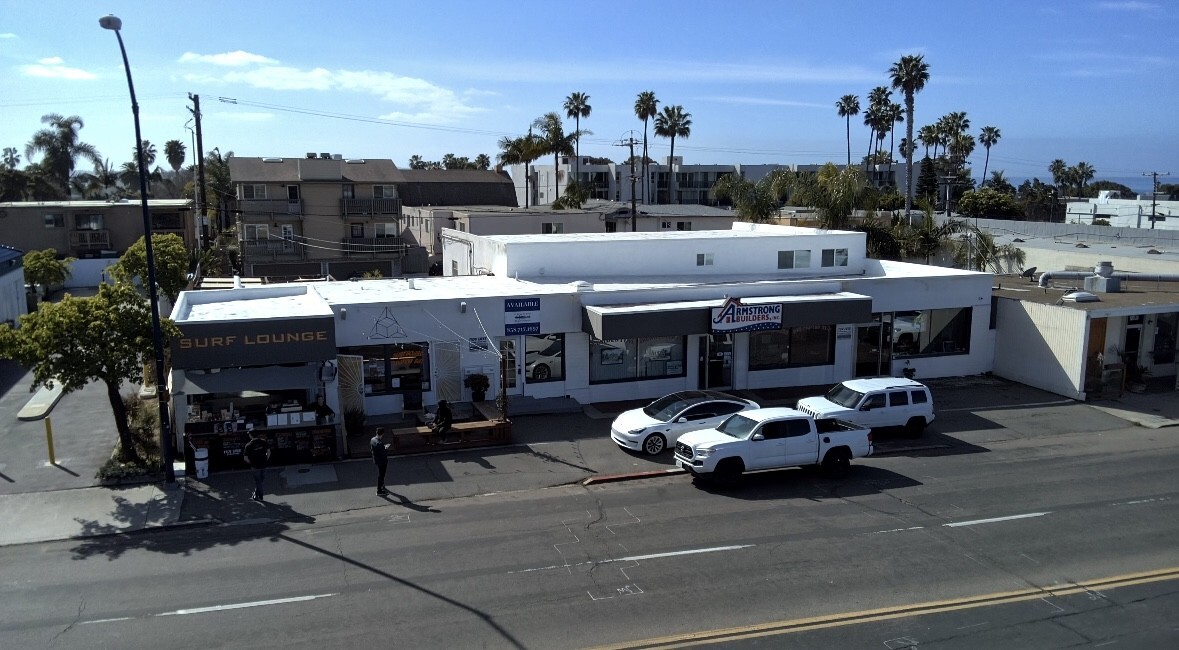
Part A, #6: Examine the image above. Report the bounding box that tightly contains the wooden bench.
[388,418,511,453]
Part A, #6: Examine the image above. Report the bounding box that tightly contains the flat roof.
[0,199,192,208]
[482,227,857,245]
[993,280,1179,312]
[309,275,578,306]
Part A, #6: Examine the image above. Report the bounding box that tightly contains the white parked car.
[525,339,563,380]
[611,390,760,455]
[796,377,934,437]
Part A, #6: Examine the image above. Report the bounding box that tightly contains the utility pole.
[188,93,209,238]
[615,133,641,232]
[1142,171,1170,229]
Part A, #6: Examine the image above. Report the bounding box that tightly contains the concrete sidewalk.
[3,377,1175,547]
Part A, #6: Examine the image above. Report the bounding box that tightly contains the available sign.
[505,297,540,335]
[711,297,782,333]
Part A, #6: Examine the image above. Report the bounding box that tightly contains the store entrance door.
[497,338,523,397]
[855,321,887,377]
[698,334,733,389]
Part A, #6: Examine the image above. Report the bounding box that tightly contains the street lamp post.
[100,14,175,484]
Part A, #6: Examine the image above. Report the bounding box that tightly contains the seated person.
[314,395,335,423]
[428,399,453,444]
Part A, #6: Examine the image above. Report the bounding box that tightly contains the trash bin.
[194,447,210,479]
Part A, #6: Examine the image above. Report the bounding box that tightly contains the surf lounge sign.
[711,297,782,333]
[172,317,337,369]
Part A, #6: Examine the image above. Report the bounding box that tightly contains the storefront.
[170,308,340,473]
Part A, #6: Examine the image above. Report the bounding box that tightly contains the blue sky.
[2,1,1175,190]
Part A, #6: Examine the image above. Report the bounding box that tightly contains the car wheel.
[904,417,926,438]
[712,458,744,486]
[533,364,550,381]
[642,433,666,455]
[821,448,851,478]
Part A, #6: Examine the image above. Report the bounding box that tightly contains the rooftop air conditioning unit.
[306,152,316,159]
[319,153,331,159]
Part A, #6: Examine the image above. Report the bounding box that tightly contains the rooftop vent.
[345,159,366,164]
[262,157,283,163]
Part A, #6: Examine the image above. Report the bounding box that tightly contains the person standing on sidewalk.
[243,431,272,502]
[371,427,391,496]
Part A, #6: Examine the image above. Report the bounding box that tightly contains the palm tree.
[532,112,579,204]
[164,139,187,173]
[563,92,591,184]
[1,147,19,170]
[918,125,938,159]
[885,102,904,178]
[710,169,792,223]
[864,86,891,173]
[1074,161,1095,195]
[1049,159,1067,190]
[24,113,103,194]
[634,91,659,202]
[835,94,860,168]
[76,158,120,199]
[977,126,1000,185]
[497,133,544,208]
[135,139,157,169]
[889,54,931,220]
[474,153,491,170]
[788,163,868,229]
[653,105,691,204]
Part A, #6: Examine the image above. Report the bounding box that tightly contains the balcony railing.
[239,198,303,216]
[242,239,303,260]
[342,236,404,256]
[342,198,402,217]
[70,229,110,250]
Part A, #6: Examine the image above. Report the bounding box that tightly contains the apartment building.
[228,155,516,279]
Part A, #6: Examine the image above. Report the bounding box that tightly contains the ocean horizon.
[1005,175,1163,196]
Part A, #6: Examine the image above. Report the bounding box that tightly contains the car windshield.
[716,414,757,438]
[643,393,695,421]
[528,341,561,358]
[825,384,864,408]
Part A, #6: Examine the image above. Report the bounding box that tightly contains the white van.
[796,378,934,437]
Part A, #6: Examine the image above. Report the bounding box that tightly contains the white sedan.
[611,390,760,455]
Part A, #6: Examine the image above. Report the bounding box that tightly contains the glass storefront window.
[892,308,972,357]
[1153,312,1177,364]
[340,343,429,396]
[590,336,685,384]
[749,326,835,370]
[524,334,564,382]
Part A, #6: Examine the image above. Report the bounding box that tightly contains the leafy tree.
[978,126,1000,184]
[24,113,102,194]
[986,170,1015,195]
[164,140,186,173]
[474,153,491,170]
[710,169,791,223]
[634,91,659,203]
[0,166,29,201]
[835,94,860,168]
[956,187,1022,218]
[109,233,191,304]
[76,158,121,199]
[654,105,692,204]
[788,163,868,229]
[953,227,1026,273]
[0,283,181,463]
[1017,178,1059,221]
[23,249,74,299]
[1089,180,1134,196]
[408,154,427,170]
[1,147,19,169]
[586,155,614,165]
[204,148,234,233]
[563,92,592,183]
[899,208,966,264]
[551,181,590,210]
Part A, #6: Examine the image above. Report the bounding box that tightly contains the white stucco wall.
[993,299,1088,399]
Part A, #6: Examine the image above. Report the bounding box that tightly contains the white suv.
[796,377,934,437]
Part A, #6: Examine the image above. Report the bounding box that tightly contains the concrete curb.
[581,468,686,485]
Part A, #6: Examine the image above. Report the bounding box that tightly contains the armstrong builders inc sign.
[711,297,783,333]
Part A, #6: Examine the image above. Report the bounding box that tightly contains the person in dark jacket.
[429,400,453,444]
[243,430,271,502]
[371,427,391,496]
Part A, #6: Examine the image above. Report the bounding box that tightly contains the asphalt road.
[0,407,1175,649]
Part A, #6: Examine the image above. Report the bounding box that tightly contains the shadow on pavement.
[0,360,28,399]
[690,465,922,501]
[69,485,314,560]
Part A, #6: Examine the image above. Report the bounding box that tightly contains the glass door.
[698,334,733,389]
[498,338,523,396]
[856,316,886,377]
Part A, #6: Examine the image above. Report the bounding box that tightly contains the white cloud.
[20,58,96,80]
[222,66,335,91]
[179,51,278,66]
[430,59,879,85]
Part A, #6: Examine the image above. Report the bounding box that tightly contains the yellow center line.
[584,567,1179,650]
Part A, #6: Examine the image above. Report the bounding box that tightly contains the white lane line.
[509,544,754,574]
[155,593,337,617]
[939,399,1073,413]
[80,617,133,625]
[944,512,1051,528]
[606,545,754,563]
[1111,497,1169,507]
[865,526,924,535]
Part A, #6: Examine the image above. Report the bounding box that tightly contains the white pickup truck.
[673,407,873,483]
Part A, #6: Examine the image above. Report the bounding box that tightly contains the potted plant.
[464,373,490,401]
